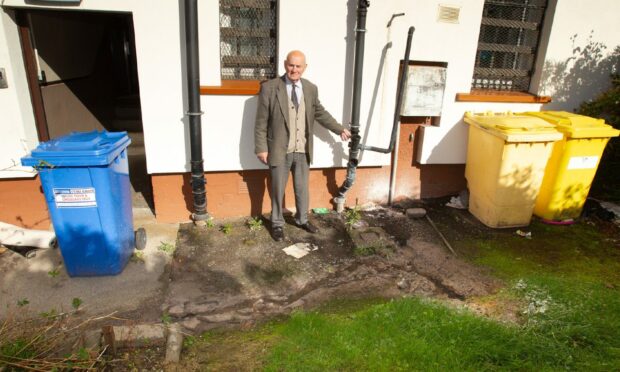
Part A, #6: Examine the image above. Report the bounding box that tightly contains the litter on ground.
[282,243,318,259]
[516,230,532,239]
[446,196,467,209]
[312,208,330,214]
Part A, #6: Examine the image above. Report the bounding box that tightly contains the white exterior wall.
[203,0,487,170]
[2,0,618,177]
[412,0,546,164]
[200,0,547,168]
[0,0,220,176]
[0,9,39,178]
[533,0,620,112]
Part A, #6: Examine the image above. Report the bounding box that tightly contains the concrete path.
[0,208,178,321]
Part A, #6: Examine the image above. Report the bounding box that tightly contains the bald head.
[284,50,307,82]
[286,50,306,64]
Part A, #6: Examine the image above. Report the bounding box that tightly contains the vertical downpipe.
[335,0,370,209]
[389,26,415,205]
[185,0,210,222]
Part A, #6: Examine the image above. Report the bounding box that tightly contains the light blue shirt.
[284,76,303,106]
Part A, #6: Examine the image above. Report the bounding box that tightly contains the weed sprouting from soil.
[131,251,145,263]
[353,245,376,256]
[158,241,175,255]
[247,217,264,232]
[47,267,60,278]
[161,312,172,325]
[220,223,233,235]
[344,206,362,230]
[71,298,83,311]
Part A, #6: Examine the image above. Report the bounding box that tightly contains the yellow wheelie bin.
[464,112,563,228]
[522,111,619,221]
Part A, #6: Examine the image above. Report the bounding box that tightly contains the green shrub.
[577,70,620,201]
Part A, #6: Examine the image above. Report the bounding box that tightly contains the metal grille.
[472,0,547,91]
[219,0,278,80]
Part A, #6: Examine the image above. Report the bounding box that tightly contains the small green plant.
[76,347,89,361]
[354,245,376,256]
[47,267,60,278]
[1,339,36,364]
[158,241,175,255]
[39,308,58,319]
[183,335,196,349]
[344,206,362,229]
[161,312,172,325]
[131,251,145,263]
[17,298,29,307]
[71,297,83,311]
[220,223,233,235]
[247,217,263,231]
[206,218,215,228]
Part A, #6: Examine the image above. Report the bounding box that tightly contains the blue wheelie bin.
[22,131,145,277]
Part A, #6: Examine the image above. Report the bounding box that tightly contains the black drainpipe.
[185,0,209,221]
[335,0,369,204]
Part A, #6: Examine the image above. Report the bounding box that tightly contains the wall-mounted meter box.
[401,61,448,117]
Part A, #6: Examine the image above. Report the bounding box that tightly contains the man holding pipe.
[255,50,351,241]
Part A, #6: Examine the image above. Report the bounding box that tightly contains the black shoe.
[271,226,284,242]
[297,222,319,234]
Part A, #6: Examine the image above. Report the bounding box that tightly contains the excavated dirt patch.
[164,205,499,333]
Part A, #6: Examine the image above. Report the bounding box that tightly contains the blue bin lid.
[21,131,131,167]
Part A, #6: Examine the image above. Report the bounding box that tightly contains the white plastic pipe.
[0,222,56,249]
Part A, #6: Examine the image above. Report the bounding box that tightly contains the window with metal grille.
[219,0,278,80]
[472,0,548,91]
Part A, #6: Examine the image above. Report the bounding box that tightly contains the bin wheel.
[135,228,147,250]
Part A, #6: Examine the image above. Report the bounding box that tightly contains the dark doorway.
[16,9,153,210]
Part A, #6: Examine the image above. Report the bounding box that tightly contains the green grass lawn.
[185,219,620,371]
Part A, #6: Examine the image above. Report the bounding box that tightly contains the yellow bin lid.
[464,111,563,142]
[522,111,620,139]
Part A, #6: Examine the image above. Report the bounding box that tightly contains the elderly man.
[255,50,351,241]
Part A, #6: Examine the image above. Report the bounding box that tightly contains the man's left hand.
[340,129,351,141]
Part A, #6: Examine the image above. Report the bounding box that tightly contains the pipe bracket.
[186,111,204,116]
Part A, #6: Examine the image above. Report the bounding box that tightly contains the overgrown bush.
[0,313,103,370]
[577,70,620,201]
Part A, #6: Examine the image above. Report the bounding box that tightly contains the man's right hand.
[257,152,269,165]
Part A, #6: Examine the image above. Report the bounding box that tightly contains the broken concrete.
[164,324,183,364]
[406,208,427,218]
[109,324,166,348]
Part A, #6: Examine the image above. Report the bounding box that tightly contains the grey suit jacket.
[255,75,345,166]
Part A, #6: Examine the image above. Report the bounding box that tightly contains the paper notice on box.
[567,156,599,170]
[53,188,97,208]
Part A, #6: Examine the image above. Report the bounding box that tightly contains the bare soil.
[162,199,501,335]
